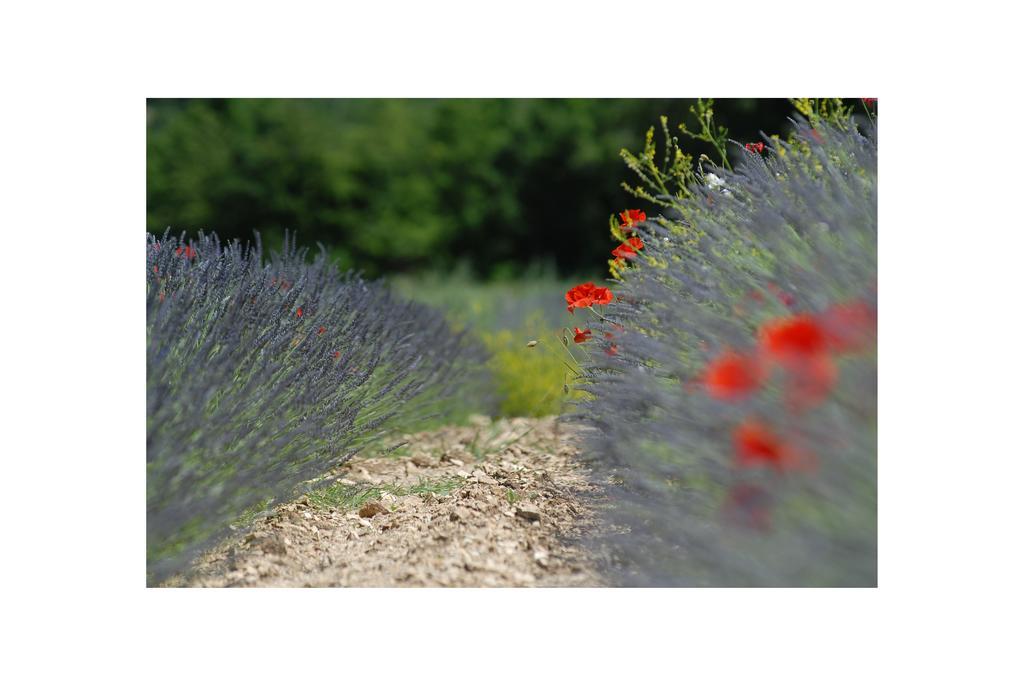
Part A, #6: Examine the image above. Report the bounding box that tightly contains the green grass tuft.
[305,476,466,511]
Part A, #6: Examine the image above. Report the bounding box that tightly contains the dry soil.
[172,416,603,587]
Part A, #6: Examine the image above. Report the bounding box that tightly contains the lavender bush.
[147,232,490,582]
[574,115,877,586]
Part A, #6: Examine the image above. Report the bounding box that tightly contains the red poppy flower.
[611,244,634,260]
[175,245,196,259]
[734,418,817,471]
[317,326,326,335]
[862,98,877,105]
[735,419,810,472]
[573,327,592,343]
[333,351,340,359]
[758,314,838,408]
[591,286,613,306]
[611,236,644,260]
[158,291,165,303]
[619,209,646,228]
[296,307,303,318]
[153,265,159,275]
[745,142,765,154]
[759,314,828,360]
[820,300,876,354]
[784,353,837,411]
[703,350,763,401]
[566,283,595,313]
[734,419,785,469]
[605,343,619,356]
[566,282,613,313]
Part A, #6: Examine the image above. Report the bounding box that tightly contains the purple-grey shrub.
[147,232,490,582]
[574,118,877,586]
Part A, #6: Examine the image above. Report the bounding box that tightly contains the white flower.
[706,173,726,190]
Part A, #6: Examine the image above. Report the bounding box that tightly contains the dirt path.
[174,416,603,587]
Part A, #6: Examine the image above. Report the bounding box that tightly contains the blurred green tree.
[147,98,798,277]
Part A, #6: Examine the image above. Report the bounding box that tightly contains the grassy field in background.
[389,266,600,417]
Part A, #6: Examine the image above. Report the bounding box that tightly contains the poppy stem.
[860,98,875,119]
[557,328,598,370]
[535,338,582,378]
[586,306,623,327]
[558,327,586,368]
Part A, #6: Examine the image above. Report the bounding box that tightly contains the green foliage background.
[147,98,797,278]
[389,268,587,417]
